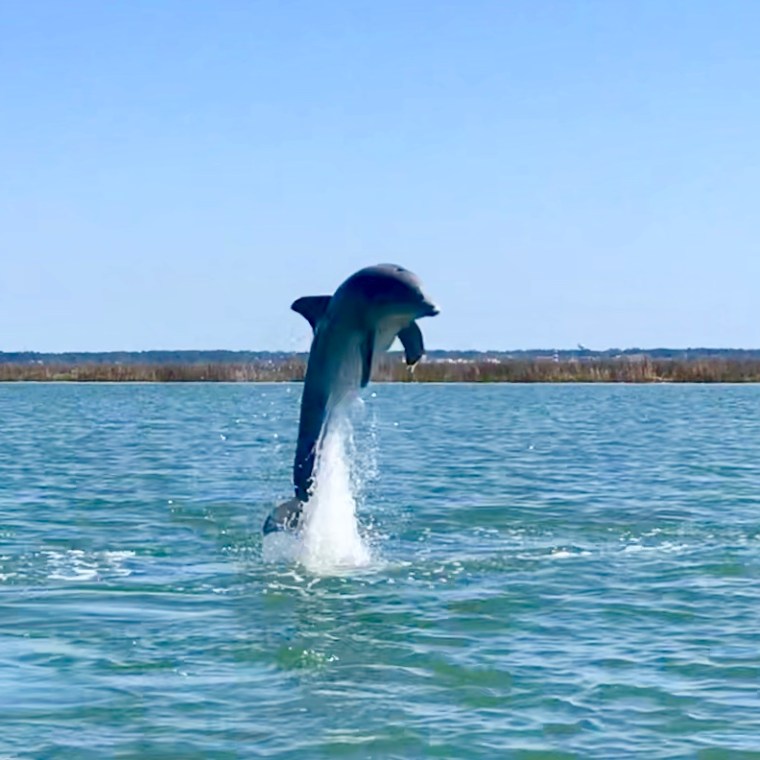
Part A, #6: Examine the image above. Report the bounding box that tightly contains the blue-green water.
[2,383,760,758]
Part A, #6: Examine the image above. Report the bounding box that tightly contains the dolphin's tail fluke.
[262,497,305,535]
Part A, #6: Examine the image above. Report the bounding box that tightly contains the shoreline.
[3,357,760,383]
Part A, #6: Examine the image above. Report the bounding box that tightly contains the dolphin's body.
[263,264,439,534]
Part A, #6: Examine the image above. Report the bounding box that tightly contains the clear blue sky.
[2,1,758,352]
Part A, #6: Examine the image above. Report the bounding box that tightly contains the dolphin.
[263,264,439,534]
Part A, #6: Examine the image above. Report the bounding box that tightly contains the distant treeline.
[3,355,760,382]
[3,348,760,366]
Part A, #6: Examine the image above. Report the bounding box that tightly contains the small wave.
[621,541,690,555]
[549,547,592,559]
[44,549,135,581]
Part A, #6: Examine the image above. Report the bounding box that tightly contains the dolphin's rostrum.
[263,264,439,534]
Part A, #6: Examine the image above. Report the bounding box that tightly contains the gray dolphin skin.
[263,264,439,534]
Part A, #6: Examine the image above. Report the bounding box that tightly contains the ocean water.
[1,382,760,759]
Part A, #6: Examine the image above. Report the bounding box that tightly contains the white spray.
[263,399,374,574]
[299,411,371,571]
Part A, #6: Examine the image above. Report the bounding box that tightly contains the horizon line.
[3,347,760,355]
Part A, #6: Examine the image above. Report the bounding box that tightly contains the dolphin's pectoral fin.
[397,321,425,366]
[291,295,332,333]
[263,497,304,534]
[360,332,374,388]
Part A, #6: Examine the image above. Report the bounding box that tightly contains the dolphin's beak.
[421,300,440,317]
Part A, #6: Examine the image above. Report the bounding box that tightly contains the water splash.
[299,412,372,572]
[263,402,373,574]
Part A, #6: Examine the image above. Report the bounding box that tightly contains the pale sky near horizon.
[2,1,758,352]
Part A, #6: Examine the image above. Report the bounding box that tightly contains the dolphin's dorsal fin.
[360,332,374,387]
[291,295,331,332]
[397,322,425,366]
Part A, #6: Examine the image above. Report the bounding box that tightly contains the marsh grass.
[376,356,760,383]
[3,356,760,382]
[0,360,305,383]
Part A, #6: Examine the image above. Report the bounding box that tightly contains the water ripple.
[1,383,760,757]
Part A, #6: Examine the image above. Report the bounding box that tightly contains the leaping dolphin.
[263,264,439,534]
